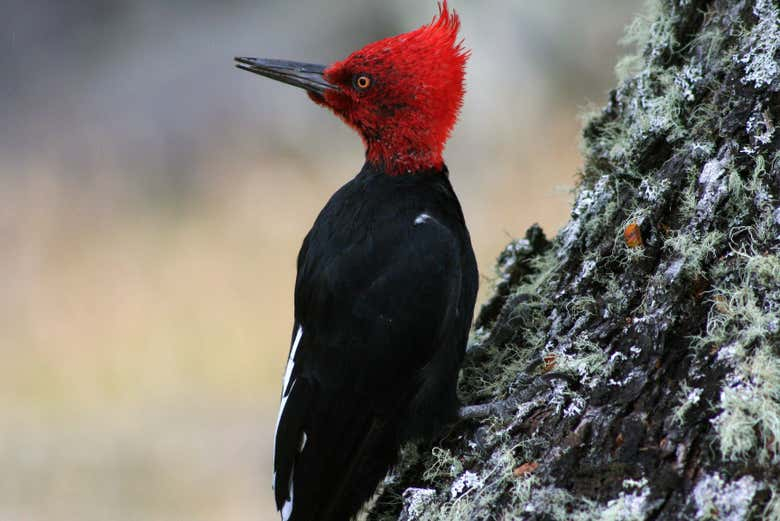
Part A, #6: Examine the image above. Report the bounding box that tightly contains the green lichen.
[501,475,539,521]
[462,252,558,402]
[694,245,780,465]
[554,334,610,389]
[414,446,519,521]
[663,229,724,280]
[618,0,676,79]
[672,380,703,426]
[515,485,593,521]
[421,447,462,484]
[501,479,653,521]
[690,4,728,67]
[587,479,652,521]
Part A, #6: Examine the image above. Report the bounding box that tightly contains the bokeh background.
[0,1,642,519]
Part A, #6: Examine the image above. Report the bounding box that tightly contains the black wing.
[273,214,470,521]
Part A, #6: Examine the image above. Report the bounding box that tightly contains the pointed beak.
[234,58,338,96]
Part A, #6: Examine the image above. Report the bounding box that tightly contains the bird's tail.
[285,395,400,521]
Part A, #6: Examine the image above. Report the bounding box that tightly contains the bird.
[235,2,478,519]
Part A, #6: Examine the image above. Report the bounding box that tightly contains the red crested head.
[314,1,469,175]
[236,2,468,175]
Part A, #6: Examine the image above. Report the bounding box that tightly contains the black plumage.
[273,162,478,520]
[234,4,475,518]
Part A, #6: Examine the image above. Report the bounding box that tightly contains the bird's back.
[273,162,478,520]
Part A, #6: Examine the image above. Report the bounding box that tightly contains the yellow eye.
[354,74,372,90]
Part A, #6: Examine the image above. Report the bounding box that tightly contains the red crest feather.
[319,1,470,175]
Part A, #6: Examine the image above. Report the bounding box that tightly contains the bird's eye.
[354,74,372,91]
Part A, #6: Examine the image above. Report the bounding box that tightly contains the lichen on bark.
[367,0,780,519]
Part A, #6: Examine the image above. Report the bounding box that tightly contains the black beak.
[234,58,338,96]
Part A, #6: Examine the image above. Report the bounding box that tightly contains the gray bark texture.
[367,1,780,519]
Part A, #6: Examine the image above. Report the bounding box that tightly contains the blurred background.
[0,1,642,519]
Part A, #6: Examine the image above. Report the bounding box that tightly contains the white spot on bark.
[402,487,436,519]
[599,478,651,520]
[693,473,758,521]
[736,0,780,88]
[675,62,703,101]
[746,103,775,145]
[450,471,483,499]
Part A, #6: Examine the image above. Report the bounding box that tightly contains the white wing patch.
[282,325,304,394]
[274,379,297,458]
[273,324,304,508]
[414,213,432,225]
[299,432,308,452]
[274,325,303,457]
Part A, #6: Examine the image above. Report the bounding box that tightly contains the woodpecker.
[236,2,477,519]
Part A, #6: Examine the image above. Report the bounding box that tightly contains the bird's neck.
[365,140,444,176]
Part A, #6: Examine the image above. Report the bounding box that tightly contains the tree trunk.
[368,0,780,519]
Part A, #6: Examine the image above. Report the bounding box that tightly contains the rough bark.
[367,1,780,519]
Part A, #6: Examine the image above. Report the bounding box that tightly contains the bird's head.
[236,1,468,175]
